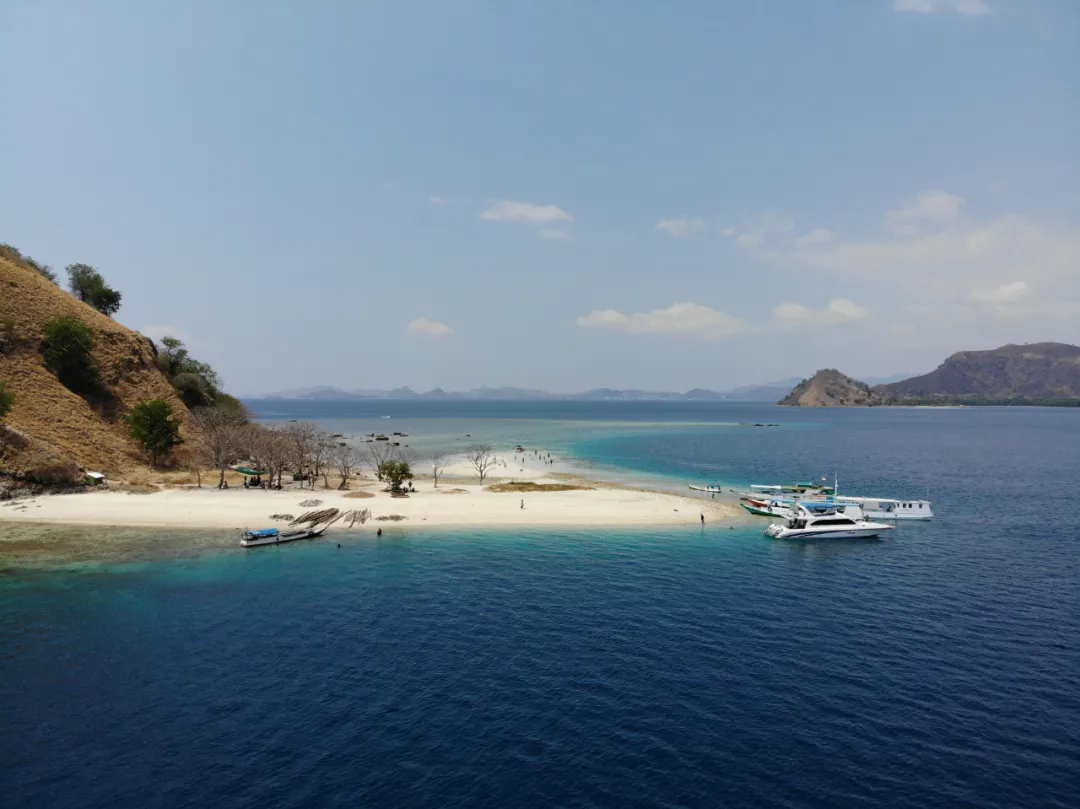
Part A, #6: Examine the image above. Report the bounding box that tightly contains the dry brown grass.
[436,487,468,494]
[344,490,375,499]
[486,481,594,493]
[0,256,190,475]
[109,482,159,494]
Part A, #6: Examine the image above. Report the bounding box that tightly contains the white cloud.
[734,212,794,251]
[479,200,572,225]
[792,211,1079,290]
[893,0,990,14]
[795,228,834,247]
[576,302,746,339]
[407,318,454,338]
[886,190,965,236]
[720,227,736,236]
[428,195,445,204]
[773,298,870,327]
[972,281,1030,305]
[736,190,1080,340]
[540,229,571,241]
[655,218,704,237]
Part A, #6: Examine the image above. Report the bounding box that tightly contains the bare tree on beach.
[333,443,362,489]
[430,451,448,488]
[189,404,249,488]
[366,441,396,481]
[310,430,337,489]
[245,424,290,488]
[282,421,316,482]
[466,444,497,484]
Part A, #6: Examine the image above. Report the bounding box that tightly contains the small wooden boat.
[241,526,328,548]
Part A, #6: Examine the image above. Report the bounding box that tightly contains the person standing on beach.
[520,499,525,510]
[700,513,705,525]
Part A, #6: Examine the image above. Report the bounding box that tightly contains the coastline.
[0,458,744,533]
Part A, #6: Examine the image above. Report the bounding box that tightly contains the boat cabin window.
[811,518,856,526]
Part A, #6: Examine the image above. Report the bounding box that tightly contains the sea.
[2,402,1078,808]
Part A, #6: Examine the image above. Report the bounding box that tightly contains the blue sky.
[2,0,1078,394]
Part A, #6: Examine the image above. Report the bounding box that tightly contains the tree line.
[126,399,504,494]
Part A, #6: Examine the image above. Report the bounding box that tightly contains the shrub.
[42,315,100,394]
[377,460,413,491]
[23,459,83,488]
[126,400,184,468]
[0,381,12,421]
[155,336,224,408]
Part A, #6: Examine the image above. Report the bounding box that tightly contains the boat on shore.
[764,504,894,540]
[689,484,724,494]
[241,526,328,547]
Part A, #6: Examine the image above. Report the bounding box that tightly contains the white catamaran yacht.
[764,504,895,540]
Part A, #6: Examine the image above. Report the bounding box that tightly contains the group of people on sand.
[215,475,283,491]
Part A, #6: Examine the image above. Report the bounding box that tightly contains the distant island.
[779,343,1080,407]
[256,381,801,403]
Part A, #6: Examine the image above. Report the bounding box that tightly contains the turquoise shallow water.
[2,402,1079,807]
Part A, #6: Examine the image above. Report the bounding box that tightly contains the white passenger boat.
[818,495,933,520]
[240,526,328,547]
[689,484,724,494]
[764,504,894,540]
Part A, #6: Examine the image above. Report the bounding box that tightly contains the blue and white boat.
[240,525,328,548]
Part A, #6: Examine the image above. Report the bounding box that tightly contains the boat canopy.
[232,466,267,476]
[246,528,279,538]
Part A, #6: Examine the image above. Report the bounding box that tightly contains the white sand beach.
[0,455,742,531]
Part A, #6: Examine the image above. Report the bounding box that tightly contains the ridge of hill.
[874,343,1080,401]
[0,253,189,476]
[778,370,886,407]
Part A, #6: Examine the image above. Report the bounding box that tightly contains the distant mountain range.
[780,343,1080,407]
[256,380,804,403]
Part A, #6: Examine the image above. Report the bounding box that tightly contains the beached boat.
[689,484,724,494]
[764,504,893,540]
[241,526,328,547]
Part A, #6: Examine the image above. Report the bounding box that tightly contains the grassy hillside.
[0,252,189,475]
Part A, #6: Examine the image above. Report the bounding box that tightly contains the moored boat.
[241,526,328,547]
[764,504,894,540]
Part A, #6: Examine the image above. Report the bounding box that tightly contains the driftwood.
[290,508,342,528]
[289,507,371,530]
[341,509,371,528]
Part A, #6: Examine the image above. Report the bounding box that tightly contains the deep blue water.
[2,403,1079,808]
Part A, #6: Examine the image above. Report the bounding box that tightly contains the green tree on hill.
[155,336,226,408]
[126,400,183,468]
[67,263,122,316]
[42,315,100,394]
